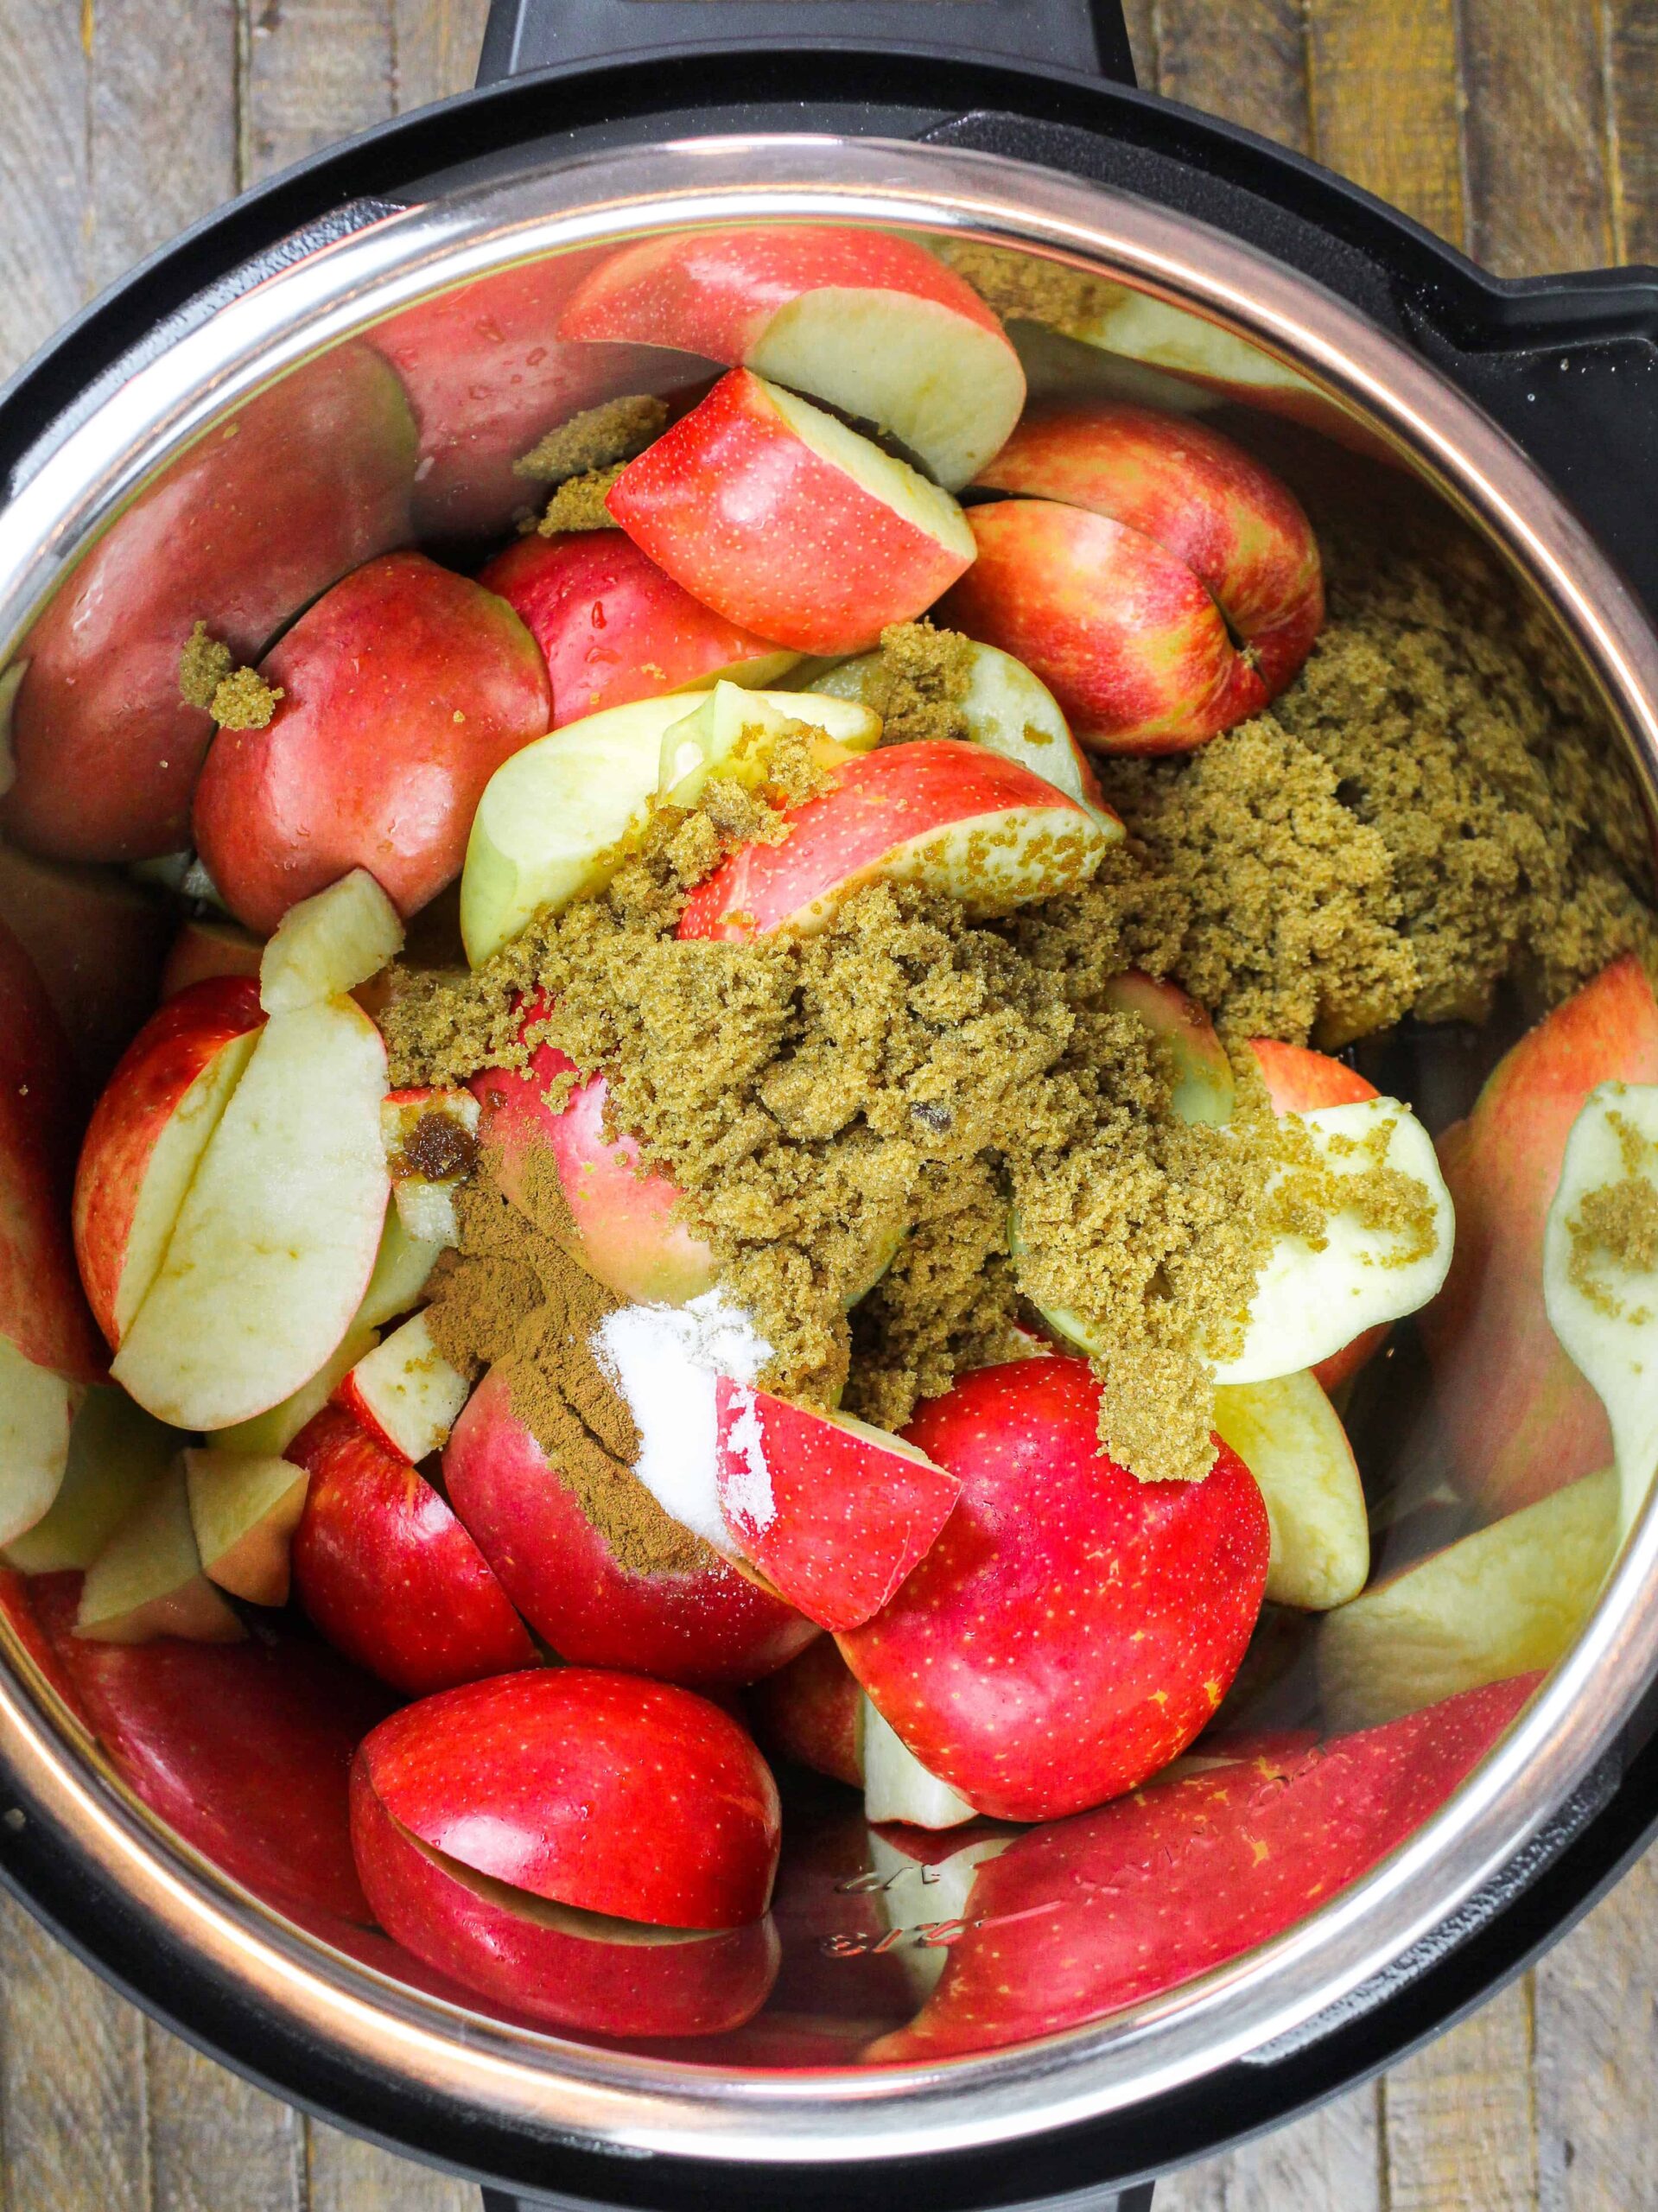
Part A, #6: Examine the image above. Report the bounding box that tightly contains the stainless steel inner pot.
[3,133,1657,2180]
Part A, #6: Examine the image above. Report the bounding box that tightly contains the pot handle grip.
[476,0,1136,84]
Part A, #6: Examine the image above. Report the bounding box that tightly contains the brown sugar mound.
[178,621,284,731]
[514,395,668,482]
[534,464,626,537]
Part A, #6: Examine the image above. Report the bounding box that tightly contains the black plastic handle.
[477,0,1135,85]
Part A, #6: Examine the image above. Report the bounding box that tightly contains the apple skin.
[356,1665,782,1928]
[940,499,1269,753]
[975,403,1324,694]
[159,919,265,1000]
[677,738,1109,944]
[0,1562,89,1722]
[0,843,173,1087]
[746,1633,862,1789]
[287,1404,536,1697]
[31,1570,393,1926]
[350,1776,780,2037]
[867,1673,1540,2061]
[72,976,264,1351]
[1422,955,1658,1516]
[2,344,416,863]
[839,1357,1270,1823]
[443,1369,816,1688]
[480,531,795,728]
[607,369,973,657]
[193,550,551,934]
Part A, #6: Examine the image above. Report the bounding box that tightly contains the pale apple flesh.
[334,1312,473,1465]
[381,1086,481,1250]
[0,1336,79,1551]
[76,1458,245,1645]
[4,1387,177,1573]
[1103,970,1234,1126]
[182,1446,310,1607]
[1212,1370,1369,1611]
[258,867,403,1015]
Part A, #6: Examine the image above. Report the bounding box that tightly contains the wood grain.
[1160,2080,1382,2210]
[0,0,88,378]
[1153,0,1311,152]
[1305,0,1468,247]
[1382,1976,1539,2211]
[393,0,489,111]
[146,2023,303,2212]
[241,0,396,184]
[1458,0,1614,275]
[1606,0,1658,265]
[87,0,239,296]
[308,2120,478,2210]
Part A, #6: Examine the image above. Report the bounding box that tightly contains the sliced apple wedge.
[868,1827,1013,2001]
[1210,1099,1455,1388]
[209,1323,379,1459]
[657,681,880,809]
[356,1212,445,1330]
[382,1086,480,1249]
[1542,1080,1658,1535]
[5,1385,178,1573]
[183,1446,309,1606]
[860,1694,979,1831]
[1212,1370,1368,1611]
[77,1458,245,1645]
[0,1335,79,1549]
[714,1382,960,1631]
[258,867,403,1015]
[1318,1466,1618,1731]
[335,1312,472,1465]
[111,996,389,1431]
[1103,971,1234,1128]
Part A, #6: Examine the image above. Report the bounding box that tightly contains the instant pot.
[3,3,1658,2206]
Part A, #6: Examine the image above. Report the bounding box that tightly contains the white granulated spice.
[717,1384,775,1533]
[592,1289,772,1553]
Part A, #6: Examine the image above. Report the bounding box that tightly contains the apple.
[350,1777,779,2037]
[355,1666,781,1928]
[381,1086,480,1249]
[288,1402,534,1696]
[1106,970,1234,1125]
[193,550,551,936]
[33,1571,391,1927]
[940,498,1269,754]
[562,226,1024,489]
[677,738,1115,943]
[867,1673,1539,2061]
[837,1357,1269,1822]
[75,1457,244,1644]
[111,995,389,1431]
[656,680,879,810]
[443,1365,816,1688]
[480,531,798,727]
[460,685,875,964]
[4,1386,177,1573]
[160,918,264,999]
[713,1381,960,1632]
[1422,956,1658,1517]
[1,344,416,864]
[0,842,172,1084]
[208,1321,379,1459]
[257,867,403,1014]
[1319,1466,1617,1732]
[0,1563,88,1721]
[861,1695,980,1830]
[334,1311,472,1465]
[746,1632,862,1788]
[0,1337,80,1551]
[1211,1370,1368,1610]
[73,976,264,1350]
[607,370,975,657]
[354,1211,445,1332]
[182,1446,308,1607]
[975,403,1323,695]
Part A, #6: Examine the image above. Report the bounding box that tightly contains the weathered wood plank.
[1605,0,1658,266]
[241,0,396,185]
[1120,0,1157,88]
[393,0,490,112]
[146,2021,302,2212]
[1458,0,1613,276]
[307,2118,478,2210]
[1382,1974,1538,2211]
[1160,2081,1382,2210]
[1305,0,1468,249]
[1153,0,1311,152]
[0,1885,149,2212]
[0,0,87,380]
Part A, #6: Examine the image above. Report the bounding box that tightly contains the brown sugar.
[935,239,1130,339]
[178,622,284,730]
[179,621,234,710]
[534,465,626,537]
[514,395,668,482]
[847,621,976,748]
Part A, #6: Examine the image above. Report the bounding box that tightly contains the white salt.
[717,1384,775,1533]
[591,1290,772,1554]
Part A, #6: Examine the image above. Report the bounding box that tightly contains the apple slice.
[713,1381,961,1632]
[76,1459,245,1644]
[1542,1080,1658,1535]
[1210,1098,1455,1388]
[861,1694,979,1831]
[1105,971,1234,1126]
[355,1212,445,1330]
[657,681,880,808]
[868,1827,1013,2002]
[746,1633,865,1787]
[334,1311,472,1465]
[111,996,389,1430]
[0,1337,79,1549]
[677,739,1115,943]
[73,976,264,1350]
[1318,1466,1618,1731]
[1211,1370,1368,1610]
[562,226,1025,490]
[258,867,403,1015]
[608,371,975,657]
[182,1445,308,1606]
[4,1386,177,1573]
[381,1086,480,1249]
[161,918,264,1000]
[208,1322,379,1458]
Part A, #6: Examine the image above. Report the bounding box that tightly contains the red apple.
[192,550,551,934]
[940,498,1268,753]
[480,531,797,727]
[0,1563,87,1722]
[287,1403,535,1697]
[1422,955,1658,1516]
[560,225,1024,491]
[676,738,1115,943]
[746,1633,861,1789]
[838,1357,1269,1822]
[443,1366,816,1688]
[2,343,416,862]
[607,369,975,656]
[975,403,1323,693]
[868,1675,1540,2061]
[334,1311,472,1465]
[160,918,264,1000]
[32,1570,392,1927]
[349,1775,779,2037]
[714,1381,961,1632]
[73,976,264,1351]
[355,1666,781,1928]
[0,843,172,1085]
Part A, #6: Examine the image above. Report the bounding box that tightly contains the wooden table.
[1,3,1655,2205]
